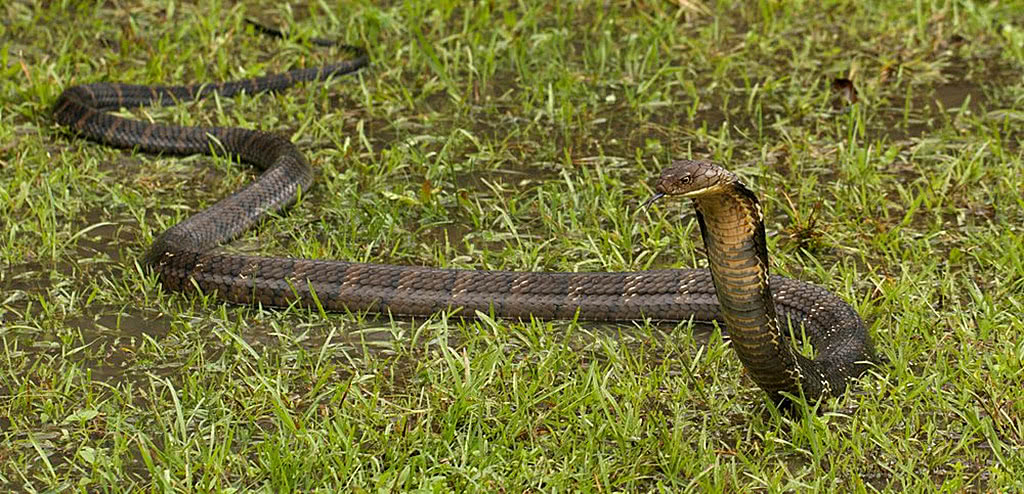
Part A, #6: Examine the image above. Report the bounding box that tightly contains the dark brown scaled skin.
[52,32,880,406]
[652,160,880,402]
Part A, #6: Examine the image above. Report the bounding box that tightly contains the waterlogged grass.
[2,0,1022,491]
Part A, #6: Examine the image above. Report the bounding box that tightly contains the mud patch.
[63,306,174,385]
[72,209,139,265]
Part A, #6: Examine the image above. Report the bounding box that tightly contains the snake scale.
[53,29,880,404]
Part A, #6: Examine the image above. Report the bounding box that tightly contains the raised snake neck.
[52,36,879,404]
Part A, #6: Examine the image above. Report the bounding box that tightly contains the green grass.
[2,0,1023,491]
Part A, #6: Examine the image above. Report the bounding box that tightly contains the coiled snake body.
[53,38,879,404]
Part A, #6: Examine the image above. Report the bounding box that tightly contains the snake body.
[53,38,879,403]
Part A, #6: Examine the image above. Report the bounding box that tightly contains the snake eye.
[680,176,692,185]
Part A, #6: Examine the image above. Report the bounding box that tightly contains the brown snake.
[53,31,880,404]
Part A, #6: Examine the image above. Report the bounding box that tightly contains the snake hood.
[647,159,879,402]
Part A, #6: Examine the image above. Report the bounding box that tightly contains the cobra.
[53,33,880,405]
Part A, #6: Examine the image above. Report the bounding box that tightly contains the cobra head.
[642,159,739,208]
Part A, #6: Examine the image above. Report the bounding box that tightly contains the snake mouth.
[682,187,714,198]
[680,183,728,199]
